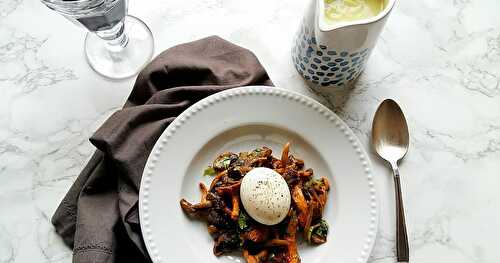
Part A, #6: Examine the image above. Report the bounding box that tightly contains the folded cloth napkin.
[52,36,273,263]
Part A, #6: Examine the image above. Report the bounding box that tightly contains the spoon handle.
[393,167,409,262]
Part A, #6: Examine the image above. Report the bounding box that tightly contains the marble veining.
[1,0,499,262]
[0,28,77,94]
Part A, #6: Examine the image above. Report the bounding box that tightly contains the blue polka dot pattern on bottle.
[292,23,370,87]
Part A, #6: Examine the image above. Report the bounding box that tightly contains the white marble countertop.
[1,0,500,262]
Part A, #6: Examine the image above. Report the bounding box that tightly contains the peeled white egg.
[240,167,291,225]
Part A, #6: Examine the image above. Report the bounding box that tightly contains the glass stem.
[95,20,129,51]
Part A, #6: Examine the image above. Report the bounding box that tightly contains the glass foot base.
[84,15,154,79]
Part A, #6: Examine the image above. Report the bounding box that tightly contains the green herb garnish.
[304,178,324,190]
[213,155,234,170]
[222,158,231,169]
[306,219,329,244]
[203,167,216,176]
[238,211,250,230]
[248,148,263,158]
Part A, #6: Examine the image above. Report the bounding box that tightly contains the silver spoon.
[372,99,410,263]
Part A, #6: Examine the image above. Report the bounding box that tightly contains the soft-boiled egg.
[240,167,291,225]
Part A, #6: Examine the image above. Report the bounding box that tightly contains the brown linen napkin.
[52,36,273,263]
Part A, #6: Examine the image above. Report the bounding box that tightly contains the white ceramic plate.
[139,86,378,263]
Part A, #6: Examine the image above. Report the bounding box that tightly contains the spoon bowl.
[372,99,409,165]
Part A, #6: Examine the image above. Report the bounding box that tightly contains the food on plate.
[180,143,330,262]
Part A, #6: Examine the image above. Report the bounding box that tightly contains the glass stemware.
[41,0,154,79]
